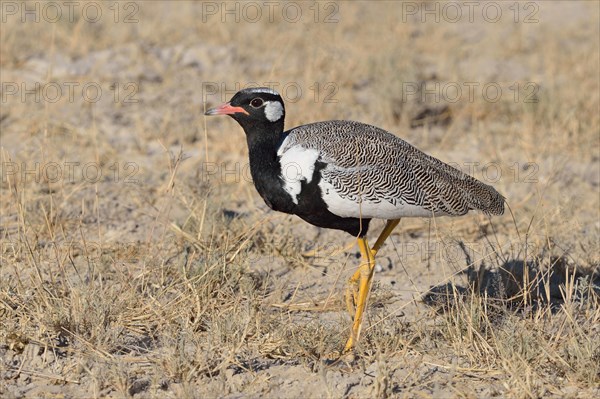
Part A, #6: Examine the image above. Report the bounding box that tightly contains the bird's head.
[205,87,285,129]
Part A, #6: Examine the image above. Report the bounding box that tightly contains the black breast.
[248,136,370,237]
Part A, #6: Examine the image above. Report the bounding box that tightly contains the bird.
[204,87,504,353]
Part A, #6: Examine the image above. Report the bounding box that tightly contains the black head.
[205,88,286,130]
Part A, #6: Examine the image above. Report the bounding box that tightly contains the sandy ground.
[1,1,599,398]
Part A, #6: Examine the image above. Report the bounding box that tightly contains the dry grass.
[1,1,599,398]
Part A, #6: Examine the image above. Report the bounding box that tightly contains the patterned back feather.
[280,120,505,216]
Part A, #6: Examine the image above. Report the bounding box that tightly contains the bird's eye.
[250,98,264,108]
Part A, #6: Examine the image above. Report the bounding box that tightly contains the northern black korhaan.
[205,87,504,353]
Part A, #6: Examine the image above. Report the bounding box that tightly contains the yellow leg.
[345,219,401,317]
[371,219,400,256]
[343,219,401,352]
[344,237,375,352]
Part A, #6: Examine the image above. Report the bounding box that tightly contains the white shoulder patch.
[264,101,284,122]
[278,144,320,204]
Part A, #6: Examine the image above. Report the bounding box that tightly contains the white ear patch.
[264,101,284,122]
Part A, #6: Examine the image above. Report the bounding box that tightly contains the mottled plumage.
[279,120,504,218]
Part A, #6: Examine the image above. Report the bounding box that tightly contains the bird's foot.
[322,348,358,366]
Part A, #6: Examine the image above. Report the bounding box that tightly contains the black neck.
[239,119,291,209]
[241,119,285,155]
